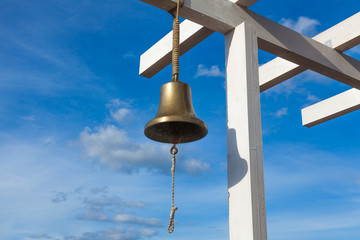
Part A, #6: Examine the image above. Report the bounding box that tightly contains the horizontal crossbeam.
[140,20,213,78]
[229,0,259,8]
[141,12,360,88]
[140,0,260,78]
[259,12,360,91]
[140,0,360,90]
[301,88,360,127]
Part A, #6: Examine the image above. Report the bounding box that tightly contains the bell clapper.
[168,144,178,234]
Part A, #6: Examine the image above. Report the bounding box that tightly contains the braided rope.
[167,0,182,233]
[171,0,182,82]
[168,145,178,233]
[172,17,180,81]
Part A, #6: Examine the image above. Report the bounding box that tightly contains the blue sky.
[0,0,359,239]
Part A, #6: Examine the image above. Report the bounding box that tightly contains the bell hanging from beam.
[144,0,207,144]
[144,80,208,144]
[144,0,207,233]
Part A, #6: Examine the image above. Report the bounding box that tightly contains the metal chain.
[168,144,178,233]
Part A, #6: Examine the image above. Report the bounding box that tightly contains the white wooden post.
[225,22,267,240]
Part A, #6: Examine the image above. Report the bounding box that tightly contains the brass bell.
[144,81,208,144]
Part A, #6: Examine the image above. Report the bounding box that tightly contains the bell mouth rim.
[144,115,208,144]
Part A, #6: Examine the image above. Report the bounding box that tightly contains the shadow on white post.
[225,22,267,240]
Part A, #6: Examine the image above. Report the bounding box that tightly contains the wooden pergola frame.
[138,0,360,239]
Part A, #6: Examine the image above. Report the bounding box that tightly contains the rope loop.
[170,144,178,155]
[168,206,178,233]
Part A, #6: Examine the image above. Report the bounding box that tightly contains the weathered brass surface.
[144,81,208,143]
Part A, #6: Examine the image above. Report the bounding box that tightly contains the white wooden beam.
[248,10,360,90]
[140,20,213,78]
[141,11,360,84]
[139,0,253,33]
[301,89,360,127]
[229,0,259,8]
[140,0,360,90]
[259,12,360,92]
[226,22,267,240]
[140,0,260,78]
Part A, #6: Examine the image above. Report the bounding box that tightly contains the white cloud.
[195,64,225,78]
[306,93,320,103]
[301,70,333,85]
[106,98,132,108]
[79,101,211,175]
[74,186,83,194]
[263,70,330,98]
[303,92,321,108]
[84,195,124,208]
[65,227,157,240]
[84,195,145,209]
[138,229,157,237]
[78,125,170,173]
[77,195,161,226]
[264,78,302,96]
[77,194,153,226]
[29,233,52,239]
[351,198,360,203]
[280,16,320,36]
[90,186,108,194]
[22,115,35,121]
[273,107,288,118]
[10,37,68,69]
[42,137,55,146]
[50,187,84,204]
[78,212,109,222]
[110,108,131,123]
[123,51,136,59]
[181,159,210,175]
[107,99,134,124]
[113,214,162,227]
[51,192,67,203]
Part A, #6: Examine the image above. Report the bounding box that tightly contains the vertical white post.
[225,22,267,240]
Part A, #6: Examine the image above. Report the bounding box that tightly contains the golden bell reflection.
[144,81,208,144]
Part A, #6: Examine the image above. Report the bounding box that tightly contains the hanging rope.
[170,0,183,82]
[166,1,183,234]
[167,144,178,233]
